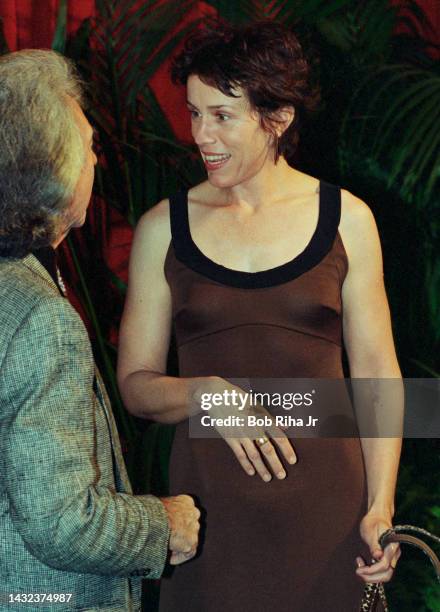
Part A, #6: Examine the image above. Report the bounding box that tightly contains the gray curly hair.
[0,49,85,257]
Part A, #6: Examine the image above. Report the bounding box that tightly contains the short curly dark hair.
[172,20,320,162]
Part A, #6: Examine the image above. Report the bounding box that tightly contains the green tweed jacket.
[0,254,170,611]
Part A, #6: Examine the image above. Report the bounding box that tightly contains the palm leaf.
[0,16,10,54]
[317,1,397,61]
[316,14,357,50]
[397,0,436,38]
[279,0,354,23]
[51,0,68,53]
[206,0,355,24]
[125,22,196,107]
[410,360,440,378]
[341,63,440,203]
[357,1,396,54]
[204,0,256,24]
[91,0,194,105]
[385,82,440,195]
[397,99,440,187]
[370,76,437,156]
[108,269,127,295]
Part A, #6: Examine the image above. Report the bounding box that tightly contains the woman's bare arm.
[340,190,402,581]
[117,200,214,424]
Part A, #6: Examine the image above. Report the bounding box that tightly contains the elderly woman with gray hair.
[0,49,199,612]
[0,50,87,257]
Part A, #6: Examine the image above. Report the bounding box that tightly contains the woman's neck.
[223,158,303,210]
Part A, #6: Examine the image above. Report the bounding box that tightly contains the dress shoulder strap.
[168,189,191,259]
[319,180,341,243]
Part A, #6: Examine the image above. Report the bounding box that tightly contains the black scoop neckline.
[169,180,341,289]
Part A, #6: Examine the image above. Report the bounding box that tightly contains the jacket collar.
[20,253,60,295]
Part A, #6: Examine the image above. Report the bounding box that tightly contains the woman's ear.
[273,106,295,137]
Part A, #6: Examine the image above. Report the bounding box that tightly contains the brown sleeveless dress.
[159,181,368,611]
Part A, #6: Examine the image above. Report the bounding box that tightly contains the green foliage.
[341,64,440,205]
[204,0,354,25]
[0,17,9,54]
[316,0,398,63]
[52,0,68,53]
[388,439,440,610]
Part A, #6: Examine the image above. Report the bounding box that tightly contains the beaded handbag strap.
[380,524,440,581]
[360,524,439,612]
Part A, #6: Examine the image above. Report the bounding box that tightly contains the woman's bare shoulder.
[138,198,170,226]
[137,198,170,234]
[340,189,377,237]
[339,189,382,263]
[133,199,171,258]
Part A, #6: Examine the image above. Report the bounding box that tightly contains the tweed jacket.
[0,254,170,611]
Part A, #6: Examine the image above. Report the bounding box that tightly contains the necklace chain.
[56,266,67,296]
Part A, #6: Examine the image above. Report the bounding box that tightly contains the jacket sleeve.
[2,297,170,578]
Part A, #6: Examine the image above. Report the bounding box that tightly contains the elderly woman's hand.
[204,379,297,481]
[356,512,401,583]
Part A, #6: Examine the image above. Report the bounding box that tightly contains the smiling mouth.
[202,153,231,170]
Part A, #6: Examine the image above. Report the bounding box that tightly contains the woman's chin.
[207,172,237,189]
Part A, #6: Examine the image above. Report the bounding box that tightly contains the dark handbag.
[360,525,440,612]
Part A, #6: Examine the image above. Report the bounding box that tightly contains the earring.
[273,133,280,162]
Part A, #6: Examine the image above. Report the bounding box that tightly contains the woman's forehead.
[187,74,249,109]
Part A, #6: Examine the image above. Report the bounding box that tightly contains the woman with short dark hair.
[118,20,402,611]
[172,21,319,163]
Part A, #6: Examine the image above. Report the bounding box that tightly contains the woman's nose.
[192,118,215,146]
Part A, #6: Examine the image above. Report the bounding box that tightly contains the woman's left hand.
[356,512,401,583]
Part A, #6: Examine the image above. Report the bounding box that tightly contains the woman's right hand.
[200,379,297,481]
[225,433,297,481]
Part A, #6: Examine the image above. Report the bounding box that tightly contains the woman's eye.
[217,113,230,121]
[189,110,200,119]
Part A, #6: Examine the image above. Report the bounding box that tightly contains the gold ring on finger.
[255,436,269,447]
